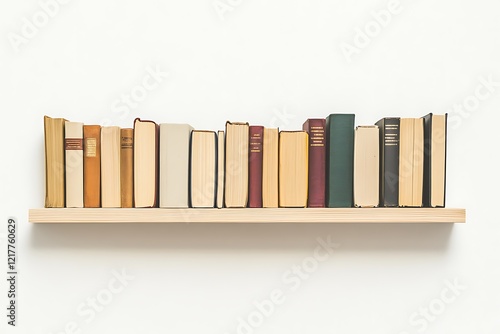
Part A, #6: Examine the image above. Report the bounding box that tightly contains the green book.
[326,114,355,207]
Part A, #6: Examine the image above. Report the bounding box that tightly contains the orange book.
[83,125,101,208]
[120,128,134,208]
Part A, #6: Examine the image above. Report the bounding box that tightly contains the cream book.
[224,121,249,208]
[159,123,193,208]
[44,116,67,208]
[262,128,279,208]
[216,130,225,209]
[134,118,158,208]
[65,122,84,208]
[101,126,121,207]
[190,131,217,208]
[399,118,424,207]
[353,126,379,207]
[279,131,308,208]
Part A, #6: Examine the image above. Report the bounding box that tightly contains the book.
[120,128,134,208]
[422,113,448,208]
[375,117,400,207]
[83,125,101,208]
[262,128,279,208]
[399,118,424,207]
[134,118,159,208]
[190,130,217,208]
[65,122,84,208]
[326,114,355,207]
[44,116,66,208]
[224,121,249,208]
[279,131,308,207]
[302,118,326,207]
[101,126,121,207]
[216,130,225,209]
[159,123,193,208]
[248,126,264,208]
[353,126,379,207]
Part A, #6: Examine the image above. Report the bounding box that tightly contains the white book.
[353,126,379,207]
[65,122,84,208]
[101,126,121,207]
[216,130,225,208]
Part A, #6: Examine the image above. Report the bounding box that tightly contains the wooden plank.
[29,208,466,223]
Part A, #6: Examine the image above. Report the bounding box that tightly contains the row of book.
[43,113,447,209]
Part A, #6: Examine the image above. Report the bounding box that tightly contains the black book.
[375,118,400,207]
[422,113,448,208]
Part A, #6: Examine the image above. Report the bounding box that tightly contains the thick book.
[262,128,279,208]
[159,123,193,208]
[120,128,134,208]
[422,113,448,208]
[248,126,264,208]
[44,116,67,208]
[65,122,84,208]
[399,118,424,207]
[302,118,326,207]
[216,130,225,209]
[279,131,308,208]
[224,121,249,208]
[375,117,400,207]
[353,126,379,207]
[134,118,159,208]
[101,126,121,207]
[190,130,217,208]
[83,125,101,208]
[326,114,355,207]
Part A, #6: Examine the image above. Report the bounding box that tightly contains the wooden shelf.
[28,208,466,224]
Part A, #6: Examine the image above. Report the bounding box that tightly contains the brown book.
[120,128,133,208]
[134,118,159,208]
[83,125,101,208]
[44,116,67,208]
[248,126,264,208]
[303,118,326,207]
[262,128,279,208]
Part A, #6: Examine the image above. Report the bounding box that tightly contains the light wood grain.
[29,208,466,223]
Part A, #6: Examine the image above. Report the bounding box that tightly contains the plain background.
[1,0,499,333]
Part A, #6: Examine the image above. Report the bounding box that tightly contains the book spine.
[248,126,264,208]
[44,116,66,208]
[65,122,84,208]
[120,129,134,208]
[326,114,355,208]
[381,118,400,207]
[83,126,101,208]
[303,119,326,207]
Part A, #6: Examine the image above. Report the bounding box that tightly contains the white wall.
[1,0,499,333]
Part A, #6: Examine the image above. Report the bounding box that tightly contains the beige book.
[101,126,121,207]
[216,130,225,208]
[262,128,279,208]
[159,123,193,208]
[354,126,379,207]
[412,118,424,207]
[44,116,67,208]
[65,122,84,208]
[430,114,446,207]
[224,121,249,208]
[134,119,158,208]
[190,131,217,208]
[279,131,308,207]
[399,118,424,207]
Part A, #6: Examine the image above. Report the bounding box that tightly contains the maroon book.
[303,119,326,207]
[248,126,264,207]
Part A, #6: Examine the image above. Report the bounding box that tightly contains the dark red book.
[248,126,264,207]
[303,118,326,207]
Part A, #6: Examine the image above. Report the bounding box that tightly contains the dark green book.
[325,114,355,207]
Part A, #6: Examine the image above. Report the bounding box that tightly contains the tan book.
[134,118,158,208]
[216,130,225,209]
[159,123,193,208]
[412,118,424,207]
[399,118,424,207]
[44,116,67,208]
[262,128,279,208]
[353,126,379,207]
[65,122,84,208]
[83,125,101,208]
[101,126,121,207]
[190,131,217,208]
[279,131,308,207]
[224,121,249,208]
[120,128,134,208]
